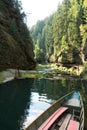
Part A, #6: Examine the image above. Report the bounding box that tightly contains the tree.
[80,0,87,46]
[31,0,84,65]
[34,44,45,63]
[9,19,20,41]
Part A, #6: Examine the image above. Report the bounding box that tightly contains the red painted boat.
[25,91,84,130]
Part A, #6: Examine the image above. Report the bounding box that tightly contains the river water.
[0,78,87,130]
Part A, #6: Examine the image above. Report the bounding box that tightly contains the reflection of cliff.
[0,78,34,130]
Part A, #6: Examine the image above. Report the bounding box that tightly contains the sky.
[21,0,63,28]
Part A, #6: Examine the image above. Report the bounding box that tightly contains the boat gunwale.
[79,92,84,130]
[25,91,84,130]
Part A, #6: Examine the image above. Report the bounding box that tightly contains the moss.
[20,71,43,79]
[0,72,5,82]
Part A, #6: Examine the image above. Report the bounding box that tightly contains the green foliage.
[61,36,67,49]
[80,0,87,46]
[34,44,45,63]
[81,61,87,79]
[31,0,87,65]
[9,19,20,40]
[83,0,87,8]
[31,15,54,63]
[0,72,5,82]
[60,45,82,64]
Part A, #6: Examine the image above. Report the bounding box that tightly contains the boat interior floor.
[49,111,80,130]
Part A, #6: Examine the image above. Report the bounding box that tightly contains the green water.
[0,78,87,130]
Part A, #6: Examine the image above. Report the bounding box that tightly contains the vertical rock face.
[0,0,36,70]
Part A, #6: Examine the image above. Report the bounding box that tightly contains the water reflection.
[0,78,33,130]
[0,78,87,130]
[23,92,51,129]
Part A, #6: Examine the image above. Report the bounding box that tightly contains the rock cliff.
[0,0,36,70]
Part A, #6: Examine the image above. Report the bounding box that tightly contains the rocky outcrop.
[0,0,36,70]
[57,45,83,66]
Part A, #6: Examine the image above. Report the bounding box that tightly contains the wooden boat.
[25,91,84,130]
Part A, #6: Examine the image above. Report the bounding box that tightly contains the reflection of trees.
[32,79,82,101]
[0,78,34,130]
[0,78,86,129]
[82,80,87,96]
[44,79,82,100]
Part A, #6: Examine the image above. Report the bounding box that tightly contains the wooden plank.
[59,114,71,130]
[49,123,57,130]
[67,119,79,130]
[38,107,68,130]
[57,114,66,126]
[50,114,67,130]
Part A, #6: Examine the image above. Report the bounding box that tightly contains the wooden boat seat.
[67,119,79,130]
[38,107,68,130]
[59,114,72,130]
